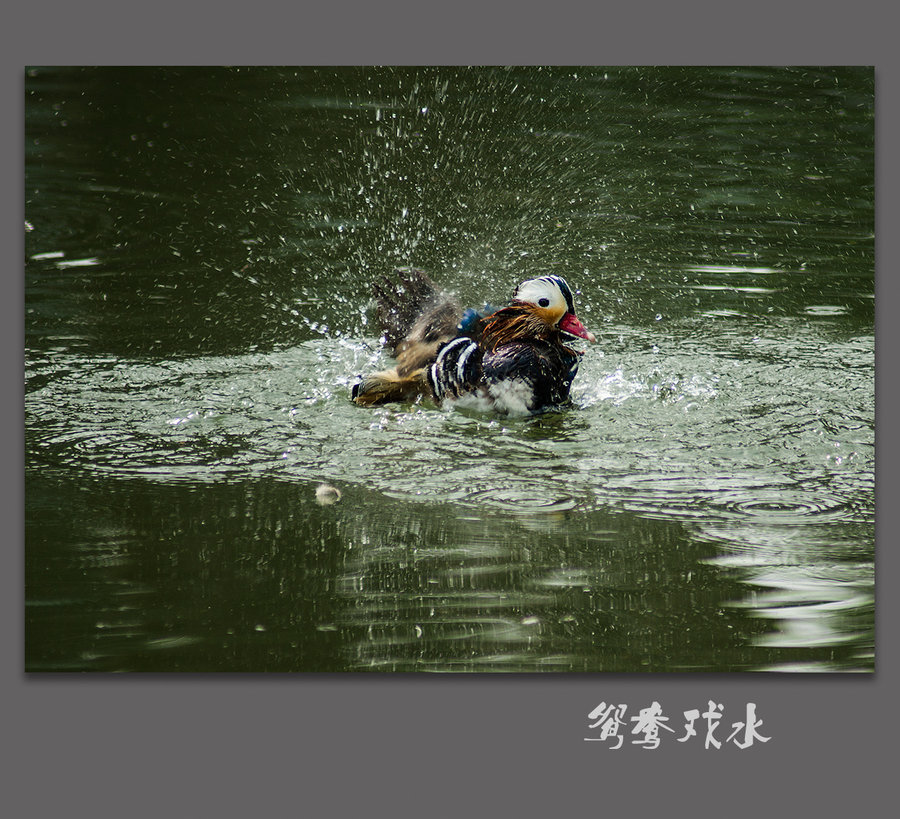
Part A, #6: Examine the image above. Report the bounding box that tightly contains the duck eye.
[538,298,550,307]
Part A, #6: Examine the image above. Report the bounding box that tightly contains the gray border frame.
[9,2,893,815]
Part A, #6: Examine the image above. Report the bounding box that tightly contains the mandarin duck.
[351,268,596,414]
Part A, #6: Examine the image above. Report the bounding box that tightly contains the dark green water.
[25,67,874,672]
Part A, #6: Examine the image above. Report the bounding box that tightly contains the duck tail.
[351,367,430,406]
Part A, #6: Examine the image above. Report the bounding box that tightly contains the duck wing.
[352,269,464,406]
[373,268,461,355]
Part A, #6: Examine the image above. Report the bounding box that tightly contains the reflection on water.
[29,470,869,672]
[25,66,874,672]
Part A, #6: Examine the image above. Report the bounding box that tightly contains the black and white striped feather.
[428,335,580,411]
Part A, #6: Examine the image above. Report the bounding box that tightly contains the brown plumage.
[479,307,556,352]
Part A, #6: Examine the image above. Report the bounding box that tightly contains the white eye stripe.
[512,276,577,315]
[519,275,575,313]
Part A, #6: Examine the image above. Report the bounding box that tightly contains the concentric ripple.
[464,483,580,514]
[708,488,855,525]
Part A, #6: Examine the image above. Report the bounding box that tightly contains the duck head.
[512,275,596,343]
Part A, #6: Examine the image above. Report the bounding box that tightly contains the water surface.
[25,67,874,672]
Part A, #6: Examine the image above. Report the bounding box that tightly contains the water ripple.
[465,483,579,514]
[708,488,854,524]
[26,322,873,540]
